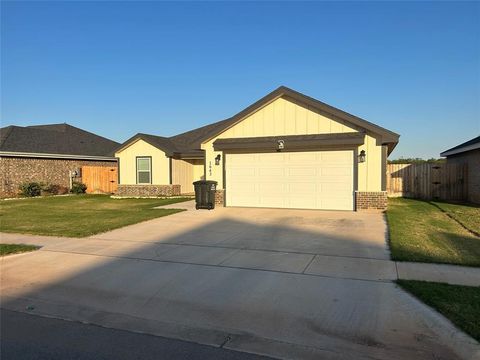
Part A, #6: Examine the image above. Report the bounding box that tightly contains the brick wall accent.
[355,191,387,210]
[0,156,117,198]
[214,189,225,206]
[116,184,181,197]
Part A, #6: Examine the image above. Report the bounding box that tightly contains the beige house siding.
[201,96,385,192]
[115,139,170,185]
[172,159,204,194]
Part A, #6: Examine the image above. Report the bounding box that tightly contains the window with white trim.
[136,157,152,184]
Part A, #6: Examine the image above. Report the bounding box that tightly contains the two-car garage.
[225,150,355,210]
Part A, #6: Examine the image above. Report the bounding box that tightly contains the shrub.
[19,182,42,197]
[70,182,87,194]
[44,184,69,195]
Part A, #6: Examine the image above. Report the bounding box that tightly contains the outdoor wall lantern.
[358,150,366,163]
[215,154,221,165]
[277,139,285,151]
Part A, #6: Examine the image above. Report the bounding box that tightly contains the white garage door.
[225,151,354,210]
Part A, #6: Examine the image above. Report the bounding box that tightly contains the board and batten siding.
[201,96,386,192]
[115,139,170,185]
[172,159,204,194]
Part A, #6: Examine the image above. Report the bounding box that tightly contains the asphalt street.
[0,309,272,360]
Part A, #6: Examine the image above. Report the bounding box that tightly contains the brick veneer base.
[116,185,181,197]
[0,156,117,198]
[355,191,387,210]
[214,189,225,206]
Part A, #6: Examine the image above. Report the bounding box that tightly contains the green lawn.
[397,280,480,342]
[0,195,191,237]
[432,201,480,236]
[387,198,480,266]
[0,243,39,256]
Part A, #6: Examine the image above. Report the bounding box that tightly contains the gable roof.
[440,135,480,157]
[0,123,120,159]
[116,86,400,156]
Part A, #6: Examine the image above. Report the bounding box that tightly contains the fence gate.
[387,163,468,201]
[81,166,118,194]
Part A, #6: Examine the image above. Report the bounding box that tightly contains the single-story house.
[0,123,119,197]
[440,135,480,204]
[115,86,400,210]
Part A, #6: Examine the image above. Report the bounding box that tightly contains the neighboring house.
[0,123,119,197]
[116,86,400,210]
[440,135,480,204]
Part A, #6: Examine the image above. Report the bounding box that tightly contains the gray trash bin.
[193,180,217,210]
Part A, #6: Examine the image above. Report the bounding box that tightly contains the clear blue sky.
[1,1,479,158]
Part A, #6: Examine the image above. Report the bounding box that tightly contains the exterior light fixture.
[277,140,285,151]
[215,154,221,165]
[358,150,366,163]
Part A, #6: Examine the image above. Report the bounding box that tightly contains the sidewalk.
[396,261,480,287]
[1,231,479,286]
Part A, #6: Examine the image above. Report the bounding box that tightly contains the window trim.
[136,156,152,184]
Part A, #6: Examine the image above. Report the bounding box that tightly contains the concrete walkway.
[153,201,480,286]
[396,261,480,286]
[2,232,478,286]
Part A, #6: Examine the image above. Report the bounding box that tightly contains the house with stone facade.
[0,123,119,197]
[441,135,480,204]
[115,86,400,210]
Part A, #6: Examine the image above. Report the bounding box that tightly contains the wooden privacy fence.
[387,163,468,201]
[81,166,118,194]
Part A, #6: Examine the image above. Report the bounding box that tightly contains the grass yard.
[397,280,480,342]
[0,243,39,256]
[432,201,480,236]
[387,198,480,266]
[0,195,191,237]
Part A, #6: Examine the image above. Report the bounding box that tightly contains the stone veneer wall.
[214,189,225,206]
[355,191,387,210]
[116,184,181,197]
[0,156,117,198]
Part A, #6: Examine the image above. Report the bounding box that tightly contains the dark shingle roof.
[116,86,400,157]
[441,135,480,157]
[0,123,120,157]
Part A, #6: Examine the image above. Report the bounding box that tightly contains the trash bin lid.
[193,180,218,185]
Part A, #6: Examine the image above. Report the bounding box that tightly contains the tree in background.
[388,157,446,164]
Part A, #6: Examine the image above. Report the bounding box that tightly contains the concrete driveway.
[1,202,478,360]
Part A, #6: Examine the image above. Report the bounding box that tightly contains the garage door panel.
[321,182,353,193]
[321,198,353,211]
[289,197,317,209]
[258,168,285,177]
[289,153,318,162]
[231,154,257,164]
[287,167,317,177]
[259,183,285,195]
[321,152,352,163]
[258,154,285,163]
[232,197,260,207]
[226,151,354,210]
[321,167,352,176]
[229,182,257,192]
[229,168,256,177]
